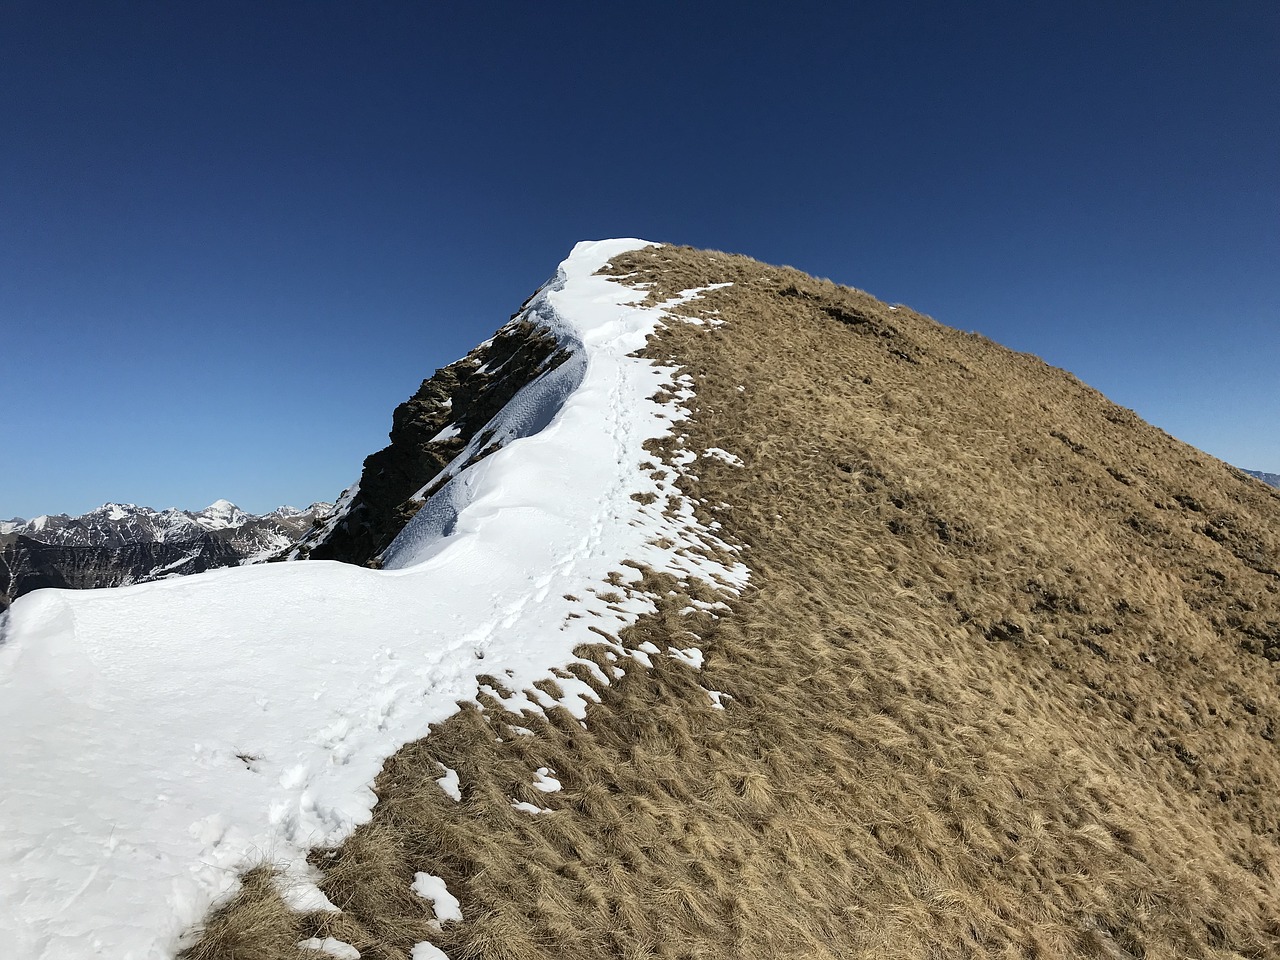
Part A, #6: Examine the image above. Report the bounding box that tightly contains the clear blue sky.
[2,1,1276,519]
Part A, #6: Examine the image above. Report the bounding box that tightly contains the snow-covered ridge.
[0,239,749,960]
[0,501,335,613]
[5,500,331,548]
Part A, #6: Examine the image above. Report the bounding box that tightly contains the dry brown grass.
[184,244,1280,959]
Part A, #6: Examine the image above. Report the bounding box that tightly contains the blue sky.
[2,1,1276,519]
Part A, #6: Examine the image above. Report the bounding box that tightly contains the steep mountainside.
[0,501,330,610]
[7,241,1279,960]
[180,244,1280,960]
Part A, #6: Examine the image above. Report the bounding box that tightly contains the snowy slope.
[0,240,748,960]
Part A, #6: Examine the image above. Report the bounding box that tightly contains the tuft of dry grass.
[177,865,382,960]
[184,244,1280,959]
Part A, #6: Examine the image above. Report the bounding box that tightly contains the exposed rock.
[293,315,570,566]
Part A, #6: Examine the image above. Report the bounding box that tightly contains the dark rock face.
[296,315,569,567]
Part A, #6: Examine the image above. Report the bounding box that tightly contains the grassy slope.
[187,245,1280,959]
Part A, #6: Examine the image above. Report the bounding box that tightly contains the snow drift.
[0,239,747,960]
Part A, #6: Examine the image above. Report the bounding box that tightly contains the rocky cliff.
[291,314,571,567]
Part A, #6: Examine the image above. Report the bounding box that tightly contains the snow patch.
[278,874,341,913]
[429,423,461,443]
[435,764,461,801]
[703,447,744,467]
[411,943,451,960]
[412,872,462,929]
[298,937,360,959]
[512,800,553,814]
[669,647,704,669]
[532,767,561,793]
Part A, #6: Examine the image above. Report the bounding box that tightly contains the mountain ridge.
[0,238,751,959]
[4,240,1279,959]
[180,243,1280,959]
[0,500,331,611]
[1244,469,1280,489]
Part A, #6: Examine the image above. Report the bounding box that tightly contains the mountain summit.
[4,241,1280,959]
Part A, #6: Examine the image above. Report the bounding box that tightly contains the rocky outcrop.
[293,315,570,567]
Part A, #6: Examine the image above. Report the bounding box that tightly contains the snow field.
[0,239,748,960]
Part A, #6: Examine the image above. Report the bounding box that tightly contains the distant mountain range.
[1243,469,1280,489]
[0,500,330,610]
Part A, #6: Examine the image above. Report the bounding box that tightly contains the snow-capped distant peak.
[91,503,139,522]
[266,503,332,522]
[195,499,251,530]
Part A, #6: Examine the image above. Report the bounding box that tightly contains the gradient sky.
[2,1,1276,520]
